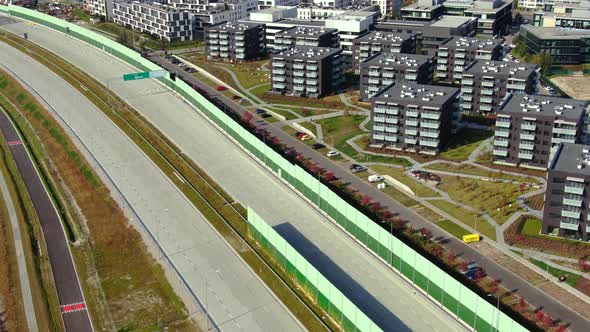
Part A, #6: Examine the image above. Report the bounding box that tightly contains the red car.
[216,85,227,91]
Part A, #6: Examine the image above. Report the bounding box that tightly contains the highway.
[0,106,93,331]
[0,21,304,332]
[0,16,468,331]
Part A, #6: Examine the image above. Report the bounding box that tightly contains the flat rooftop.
[550,143,590,175]
[465,60,538,78]
[273,46,341,60]
[276,26,336,38]
[355,31,414,44]
[499,94,587,121]
[363,53,431,69]
[441,36,502,50]
[255,6,296,14]
[521,25,590,40]
[208,21,261,32]
[402,3,443,11]
[373,83,459,107]
[430,15,475,27]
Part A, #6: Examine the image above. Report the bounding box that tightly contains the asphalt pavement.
[0,107,93,331]
[0,19,470,331]
[0,38,304,332]
[149,57,590,330]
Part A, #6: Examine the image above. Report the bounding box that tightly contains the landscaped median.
[0,29,335,331]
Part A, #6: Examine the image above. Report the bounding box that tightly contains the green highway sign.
[123,70,167,81]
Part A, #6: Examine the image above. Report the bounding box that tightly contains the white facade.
[325,11,374,57]
[297,7,348,19]
[312,0,352,8]
[257,0,301,10]
[113,1,194,41]
[84,0,114,18]
[518,0,580,9]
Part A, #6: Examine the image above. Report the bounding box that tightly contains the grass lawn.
[439,129,492,161]
[428,200,497,241]
[298,121,317,136]
[529,258,582,288]
[436,219,471,239]
[217,62,270,89]
[521,217,542,236]
[73,8,91,22]
[425,162,541,184]
[437,175,527,225]
[370,165,440,197]
[265,106,298,120]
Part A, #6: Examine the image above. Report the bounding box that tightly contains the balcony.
[421,121,439,129]
[437,65,447,71]
[437,72,447,78]
[273,62,285,68]
[307,65,318,71]
[553,127,577,136]
[519,142,534,150]
[521,123,536,131]
[561,210,581,219]
[220,46,229,52]
[405,128,418,136]
[208,45,219,51]
[520,133,535,141]
[420,140,438,148]
[494,139,509,147]
[220,52,229,58]
[274,69,285,75]
[406,119,419,127]
[374,107,386,114]
[438,51,448,57]
[219,40,229,46]
[368,70,380,77]
[495,120,510,128]
[406,110,419,118]
[373,134,385,140]
[383,72,395,78]
[518,151,534,160]
[386,108,399,115]
[563,196,583,207]
[481,89,494,96]
[273,76,285,82]
[293,71,305,77]
[422,112,440,120]
[373,116,386,122]
[482,80,494,88]
[235,41,244,47]
[208,39,219,45]
[235,34,244,40]
[495,129,510,138]
[480,97,493,104]
[560,220,580,231]
[493,149,508,157]
[420,130,439,138]
[273,83,286,89]
[208,33,218,39]
[294,85,305,92]
[456,52,466,59]
[307,80,318,86]
[385,126,398,133]
[462,94,473,102]
[209,51,219,57]
[373,125,385,132]
[455,59,465,66]
[461,87,473,94]
[461,103,472,110]
[507,83,525,90]
[293,63,305,70]
[462,79,474,86]
[307,72,318,78]
[438,58,448,64]
[308,86,318,93]
[405,74,417,81]
[404,138,418,145]
[565,184,585,195]
[219,33,228,39]
[453,66,464,73]
[553,136,575,144]
[293,78,304,84]
[368,78,381,85]
[385,118,399,124]
[360,45,370,51]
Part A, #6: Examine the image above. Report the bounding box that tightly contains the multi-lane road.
[0,16,468,331]
[0,106,93,331]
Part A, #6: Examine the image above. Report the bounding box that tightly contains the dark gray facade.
[360,53,433,100]
[543,143,590,241]
[435,36,503,84]
[351,31,416,74]
[370,83,460,155]
[206,22,266,61]
[375,16,478,57]
[493,94,588,169]
[271,46,344,98]
[273,26,340,51]
[461,60,539,114]
[520,25,590,65]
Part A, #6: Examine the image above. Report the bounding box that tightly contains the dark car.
[312,143,325,150]
[261,113,272,118]
[350,164,367,173]
[255,109,267,114]
[350,164,362,170]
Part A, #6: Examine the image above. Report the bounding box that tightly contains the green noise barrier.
[1,5,530,331]
[248,207,382,332]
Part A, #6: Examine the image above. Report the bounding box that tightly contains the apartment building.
[376,16,478,57]
[520,25,590,64]
[351,31,416,73]
[543,143,590,240]
[323,10,375,63]
[370,83,460,155]
[311,0,352,7]
[271,46,344,98]
[461,60,539,114]
[493,94,587,169]
[113,1,194,41]
[401,0,446,21]
[435,36,503,84]
[360,53,433,100]
[84,0,114,18]
[463,0,513,36]
[205,21,265,61]
[371,0,404,17]
[273,26,339,51]
[257,0,300,10]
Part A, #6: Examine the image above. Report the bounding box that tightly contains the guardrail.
[0,5,530,331]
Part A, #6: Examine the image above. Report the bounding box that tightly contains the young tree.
[361,194,372,206]
[535,310,545,322]
[324,172,335,182]
[543,315,553,327]
[556,324,567,332]
[447,250,456,265]
[242,111,253,124]
[518,296,527,310]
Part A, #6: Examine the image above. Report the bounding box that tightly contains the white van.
[368,175,384,183]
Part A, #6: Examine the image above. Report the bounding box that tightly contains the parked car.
[216,85,227,91]
[312,143,325,150]
[261,113,272,118]
[327,151,340,157]
[300,134,311,141]
[255,109,266,114]
[350,164,362,170]
[368,175,384,183]
[351,165,367,173]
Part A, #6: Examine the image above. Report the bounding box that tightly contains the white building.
[371,0,403,17]
[325,10,375,60]
[113,1,194,41]
[84,0,114,18]
[257,0,301,10]
[297,6,348,19]
[312,0,353,8]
